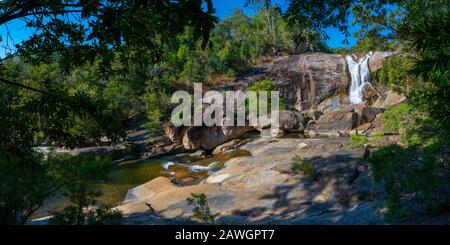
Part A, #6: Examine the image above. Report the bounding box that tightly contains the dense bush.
[49,155,121,225]
[349,135,367,148]
[382,103,442,146]
[369,142,450,219]
[0,153,57,224]
[143,92,170,134]
[382,104,412,134]
[50,205,122,225]
[291,155,315,179]
[186,193,215,224]
[247,80,286,116]
[375,56,416,94]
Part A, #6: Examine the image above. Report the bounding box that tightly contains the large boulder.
[304,109,323,123]
[222,125,254,139]
[305,107,358,136]
[313,107,358,131]
[163,123,188,143]
[358,107,384,124]
[255,110,308,132]
[267,53,350,111]
[183,126,226,151]
[182,126,254,151]
[165,122,254,151]
[317,93,350,113]
[372,91,407,108]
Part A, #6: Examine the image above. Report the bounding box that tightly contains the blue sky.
[212,0,357,48]
[0,0,357,57]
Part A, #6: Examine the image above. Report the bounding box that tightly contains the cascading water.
[345,51,373,104]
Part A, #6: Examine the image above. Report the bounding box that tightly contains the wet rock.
[221,125,255,139]
[212,139,242,155]
[183,127,223,151]
[70,146,126,157]
[162,144,185,155]
[189,150,206,157]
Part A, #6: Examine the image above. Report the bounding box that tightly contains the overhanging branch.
[0,77,53,96]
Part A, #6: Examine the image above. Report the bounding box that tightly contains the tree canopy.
[0,0,449,224]
[1,0,218,69]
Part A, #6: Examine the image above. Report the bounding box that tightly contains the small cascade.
[345,51,373,104]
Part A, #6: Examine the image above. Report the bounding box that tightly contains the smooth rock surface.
[117,137,393,224]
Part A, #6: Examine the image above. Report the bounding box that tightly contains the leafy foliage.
[349,135,367,148]
[0,59,129,147]
[382,104,412,134]
[291,155,315,179]
[0,153,58,224]
[374,56,416,93]
[50,205,122,225]
[368,131,385,147]
[382,103,441,146]
[397,0,450,135]
[0,0,218,70]
[186,193,215,224]
[247,80,286,115]
[143,92,170,134]
[368,142,450,219]
[49,155,121,225]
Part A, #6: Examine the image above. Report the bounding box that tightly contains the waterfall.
[345,51,373,104]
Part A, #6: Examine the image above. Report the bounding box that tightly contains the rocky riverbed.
[116,135,401,224]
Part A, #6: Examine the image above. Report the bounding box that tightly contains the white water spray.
[345,51,373,104]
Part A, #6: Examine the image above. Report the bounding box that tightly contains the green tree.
[0,153,58,224]
[0,0,218,225]
[396,0,450,135]
[49,155,121,225]
[0,0,217,70]
[186,193,215,224]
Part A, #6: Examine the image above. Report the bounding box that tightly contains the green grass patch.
[349,135,367,148]
[291,155,315,178]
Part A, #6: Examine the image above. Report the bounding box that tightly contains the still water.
[35,149,251,218]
